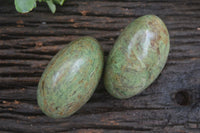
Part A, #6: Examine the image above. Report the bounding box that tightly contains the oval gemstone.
[104,15,170,99]
[37,36,104,118]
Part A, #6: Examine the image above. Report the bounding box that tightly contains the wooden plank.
[0,0,200,132]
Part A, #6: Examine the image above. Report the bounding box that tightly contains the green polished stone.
[37,37,103,118]
[104,15,170,99]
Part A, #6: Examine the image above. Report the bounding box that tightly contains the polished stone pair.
[37,15,170,118]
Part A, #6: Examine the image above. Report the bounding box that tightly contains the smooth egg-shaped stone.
[104,15,170,99]
[37,36,103,118]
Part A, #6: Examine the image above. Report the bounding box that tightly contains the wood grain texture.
[0,0,200,132]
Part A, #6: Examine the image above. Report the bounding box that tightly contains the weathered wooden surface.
[0,0,200,132]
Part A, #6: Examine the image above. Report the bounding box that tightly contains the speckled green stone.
[104,15,170,99]
[37,36,103,118]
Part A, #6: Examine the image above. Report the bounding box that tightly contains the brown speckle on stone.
[157,47,160,55]
[148,21,153,25]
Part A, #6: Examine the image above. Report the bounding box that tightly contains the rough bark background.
[0,0,200,132]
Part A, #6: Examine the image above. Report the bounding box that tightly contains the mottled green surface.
[37,37,103,118]
[104,15,170,99]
